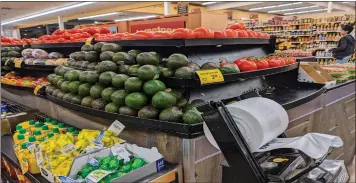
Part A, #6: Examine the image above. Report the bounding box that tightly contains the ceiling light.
[293,2,303,5]
[277,3,293,7]
[37,26,41,28]
[284,8,327,15]
[202,2,216,5]
[78,12,118,20]
[249,2,303,11]
[342,2,349,3]
[24,34,27,35]
[115,15,156,22]
[1,2,95,26]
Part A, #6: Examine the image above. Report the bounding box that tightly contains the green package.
[99,164,110,171]
[131,158,146,170]
[119,163,131,173]
[108,158,119,170]
[101,157,112,165]
[80,166,96,179]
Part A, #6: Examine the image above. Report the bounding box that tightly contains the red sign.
[130,21,185,33]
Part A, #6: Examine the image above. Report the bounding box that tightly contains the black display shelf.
[46,94,203,138]
[30,42,85,49]
[1,83,34,92]
[12,64,57,71]
[162,63,298,88]
[325,79,355,91]
[1,135,50,183]
[261,82,326,110]
[105,38,270,47]
[295,56,315,61]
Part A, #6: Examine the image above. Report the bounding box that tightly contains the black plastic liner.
[13,64,57,71]
[30,42,85,49]
[46,94,203,138]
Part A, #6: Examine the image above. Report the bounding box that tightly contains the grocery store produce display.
[1,72,48,88]
[321,64,356,83]
[20,48,68,66]
[1,46,23,75]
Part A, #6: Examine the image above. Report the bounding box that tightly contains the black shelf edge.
[1,135,50,183]
[1,45,28,48]
[1,83,34,92]
[12,64,57,71]
[325,79,355,91]
[46,94,203,138]
[105,39,184,47]
[295,56,315,61]
[30,42,85,49]
[162,63,298,88]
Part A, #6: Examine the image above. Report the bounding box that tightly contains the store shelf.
[315,57,334,59]
[11,64,57,71]
[1,83,34,92]
[1,135,50,183]
[313,40,338,42]
[30,42,85,49]
[285,29,313,32]
[161,63,298,88]
[261,82,326,110]
[106,38,271,47]
[313,31,340,33]
[290,41,312,44]
[313,21,354,25]
[46,94,204,138]
[295,56,315,61]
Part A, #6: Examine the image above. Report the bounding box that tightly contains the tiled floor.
[348,157,355,183]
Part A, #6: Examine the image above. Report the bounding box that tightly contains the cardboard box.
[299,62,336,87]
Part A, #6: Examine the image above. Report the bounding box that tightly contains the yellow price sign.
[33,85,43,95]
[14,58,23,68]
[196,69,224,85]
[85,37,94,45]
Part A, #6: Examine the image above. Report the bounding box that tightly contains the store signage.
[249,13,259,20]
[130,21,185,33]
[177,2,189,14]
[196,69,224,85]
[14,58,23,68]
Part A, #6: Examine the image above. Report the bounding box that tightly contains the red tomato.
[239,61,257,72]
[234,57,248,66]
[214,31,227,38]
[227,22,246,30]
[67,29,78,34]
[52,29,65,35]
[99,27,111,34]
[69,34,80,41]
[225,29,238,38]
[193,27,213,38]
[246,30,256,37]
[56,38,66,42]
[1,36,11,42]
[85,27,99,35]
[113,33,124,40]
[134,31,154,39]
[121,34,135,40]
[254,60,269,69]
[170,28,190,39]
[267,59,281,68]
[153,31,171,39]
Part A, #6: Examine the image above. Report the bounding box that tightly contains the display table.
[2,80,355,183]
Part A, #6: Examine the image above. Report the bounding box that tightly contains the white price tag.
[85,170,113,183]
[35,146,43,167]
[27,142,36,156]
[108,120,125,136]
[59,143,78,154]
[111,144,131,163]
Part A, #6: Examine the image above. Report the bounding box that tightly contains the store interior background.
[1,1,355,182]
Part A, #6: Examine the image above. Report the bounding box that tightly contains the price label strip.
[14,58,23,68]
[196,69,224,85]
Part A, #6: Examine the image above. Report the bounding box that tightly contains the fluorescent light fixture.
[342,2,350,3]
[24,34,27,35]
[277,3,293,7]
[284,8,327,15]
[250,2,303,11]
[202,2,216,5]
[78,12,118,20]
[37,26,41,28]
[293,2,303,5]
[115,15,156,22]
[1,2,95,26]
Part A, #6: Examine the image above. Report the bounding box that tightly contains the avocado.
[76,51,86,61]
[79,71,90,83]
[7,51,21,57]
[177,98,188,108]
[167,53,188,69]
[45,85,55,95]
[86,71,100,84]
[125,92,148,109]
[78,83,92,97]
[161,68,174,77]
[174,66,194,79]
[87,62,97,70]
[81,44,94,52]
[90,84,105,99]
[117,65,130,74]
[94,42,105,52]
[191,99,206,106]
[111,90,128,107]
[81,96,94,107]
[112,74,129,88]
[105,103,119,113]
[100,51,115,61]
[101,43,121,53]
[47,74,57,84]
[97,61,117,73]
[159,107,183,122]
[201,62,219,70]
[54,66,62,75]
[52,75,64,86]
[85,51,98,62]
[169,89,183,100]
[187,62,201,71]
[52,89,61,97]
[152,91,177,109]
[92,98,107,110]
[124,77,143,92]
[127,65,140,76]
[99,71,116,86]
[56,92,65,100]
[101,87,116,102]
[64,70,81,81]
[183,103,196,113]
[68,81,81,94]
[137,65,160,81]
[71,95,83,105]
[63,93,75,102]
[183,110,203,124]
[143,80,166,96]
[56,79,65,88]
[60,81,70,93]
[113,52,135,65]
[136,52,161,66]
[119,106,137,116]
[138,105,159,119]
[128,49,142,60]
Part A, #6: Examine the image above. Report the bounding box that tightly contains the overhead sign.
[130,21,185,33]
[177,2,189,14]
